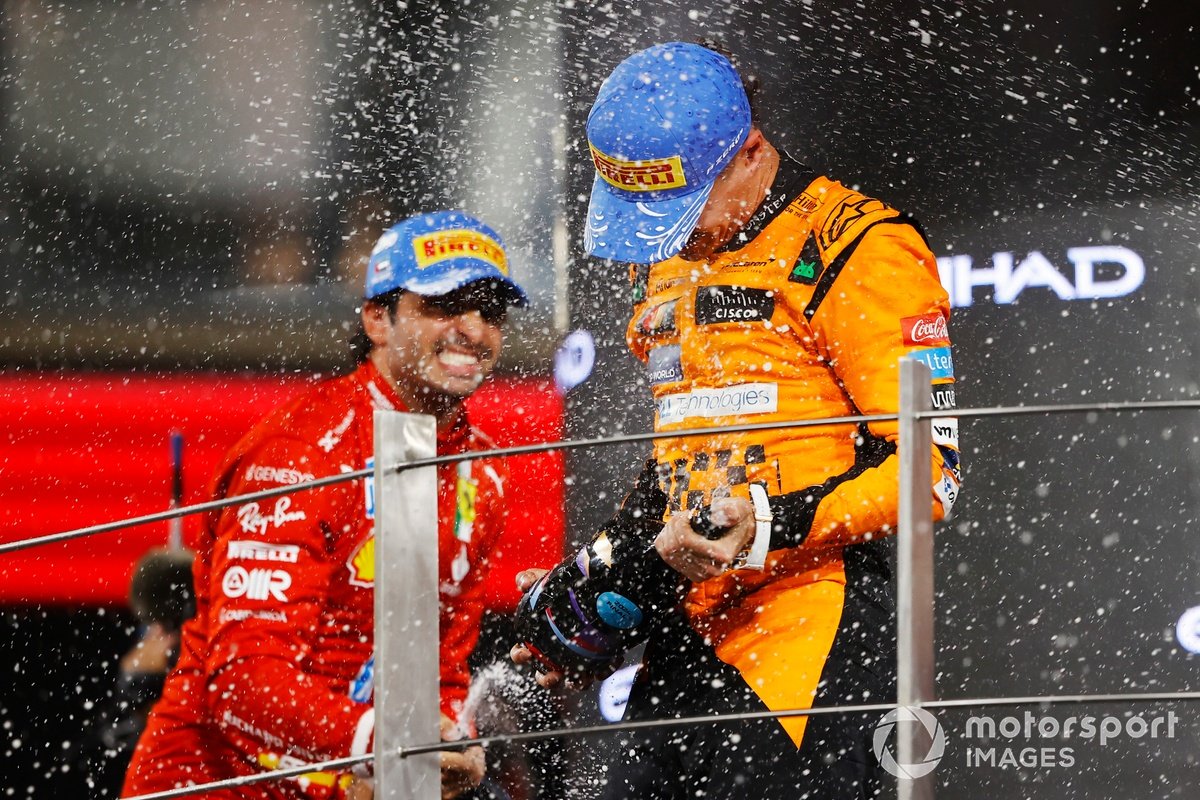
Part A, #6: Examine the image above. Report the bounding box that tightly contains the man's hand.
[509,569,564,689]
[440,714,485,800]
[654,497,756,582]
[343,776,374,800]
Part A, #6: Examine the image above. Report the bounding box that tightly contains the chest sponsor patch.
[901,312,950,347]
[788,233,823,285]
[363,458,375,519]
[222,566,291,602]
[634,298,678,336]
[631,263,649,304]
[454,461,477,544]
[646,344,683,385]
[908,346,955,381]
[236,498,306,536]
[656,383,779,425]
[350,655,374,704]
[694,286,774,325]
[244,464,315,486]
[228,540,300,563]
[347,536,375,588]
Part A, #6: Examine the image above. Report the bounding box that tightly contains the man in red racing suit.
[124,210,529,799]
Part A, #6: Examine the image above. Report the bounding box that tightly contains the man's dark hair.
[697,38,761,121]
[349,288,403,365]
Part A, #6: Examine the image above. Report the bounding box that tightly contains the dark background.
[2,1,1198,797]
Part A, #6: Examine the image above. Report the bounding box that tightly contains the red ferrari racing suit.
[123,359,507,798]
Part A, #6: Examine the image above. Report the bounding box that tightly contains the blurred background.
[1,0,1198,797]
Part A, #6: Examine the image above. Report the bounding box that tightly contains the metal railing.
[3,362,1199,799]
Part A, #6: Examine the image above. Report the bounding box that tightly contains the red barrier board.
[0,372,564,611]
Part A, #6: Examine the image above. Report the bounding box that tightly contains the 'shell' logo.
[901,313,950,347]
[347,536,375,588]
[412,230,508,274]
[590,144,687,192]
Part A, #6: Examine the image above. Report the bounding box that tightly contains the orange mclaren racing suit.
[123,360,508,799]
[601,156,960,800]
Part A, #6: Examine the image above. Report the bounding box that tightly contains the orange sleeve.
[799,221,960,545]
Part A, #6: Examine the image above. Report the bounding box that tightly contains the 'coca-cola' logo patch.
[901,313,950,347]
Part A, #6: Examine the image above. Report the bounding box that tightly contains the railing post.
[374,411,440,799]
[897,358,936,800]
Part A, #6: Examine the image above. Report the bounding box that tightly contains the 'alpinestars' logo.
[821,197,887,249]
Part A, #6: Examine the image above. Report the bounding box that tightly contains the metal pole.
[374,411,440,799]
[897,358,936,800]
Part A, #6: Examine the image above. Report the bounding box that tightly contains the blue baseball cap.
[584,42,752,264]
[365,211,529,306]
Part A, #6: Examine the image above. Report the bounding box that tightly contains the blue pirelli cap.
[584,42,752,264]
[365,211,528,306]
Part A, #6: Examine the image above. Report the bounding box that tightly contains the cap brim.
[584,175,714,264]
[402,267,529,308]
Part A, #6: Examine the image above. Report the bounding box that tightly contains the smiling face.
[364,283,507,425]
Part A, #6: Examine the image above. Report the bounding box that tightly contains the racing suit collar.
[356,359,472,449]
[717,152,818,254]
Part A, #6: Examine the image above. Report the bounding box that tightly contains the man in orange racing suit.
[124,211,528,800]
[513,43,960,799]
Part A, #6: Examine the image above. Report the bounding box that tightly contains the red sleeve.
[203,436,373,763]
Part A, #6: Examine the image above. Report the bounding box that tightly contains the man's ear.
[361,300,391,349]
[739,127,766,164]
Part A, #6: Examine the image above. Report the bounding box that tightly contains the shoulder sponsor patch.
[934,471,960,514]
[695,286,774,325]
[819,196,889,250]
[646,344,683,385]
[930,417,959,449]
[792,192,820,216]
[908,347,955,381]
[901,312,950,347]
[931,383,957,411]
